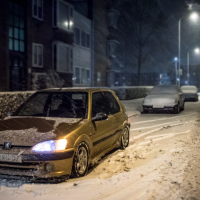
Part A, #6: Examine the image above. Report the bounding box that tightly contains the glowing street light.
[187,48,200,85]
[174,57,178,85]
[190,12,199,21]
[178,12,199,86]
[195,48,200,53]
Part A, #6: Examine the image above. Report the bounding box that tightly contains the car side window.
[104,92,120,115]
[92,92,110,117]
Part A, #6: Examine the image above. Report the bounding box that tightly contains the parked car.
[0,88,130,182]
[181,85,198,101]
[143,85,184,114]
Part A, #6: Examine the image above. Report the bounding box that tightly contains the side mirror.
[92,112,108,122]
[146,93,149,96]
[6,111,13,117]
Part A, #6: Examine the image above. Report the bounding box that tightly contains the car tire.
[71,142,89,178]
[121,126,129,150]
[180,102,185,111]
[143,109,148,114]
[174,103,180,114]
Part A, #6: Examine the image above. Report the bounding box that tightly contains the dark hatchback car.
[0,88,130,182]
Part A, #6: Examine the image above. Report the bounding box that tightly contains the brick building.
[0,0,74,91]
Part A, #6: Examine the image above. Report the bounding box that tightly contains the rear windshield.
[14,92,88,118]
[150,85,179,94]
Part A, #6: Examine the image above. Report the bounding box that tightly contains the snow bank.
[111,86,153,100]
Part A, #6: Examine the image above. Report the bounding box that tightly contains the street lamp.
[174,57,178,85]
[187,48,200,85]
[178,12,199,86]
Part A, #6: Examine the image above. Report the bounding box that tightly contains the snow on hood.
[144,94,178,105]
[181,86,198,94]
[0,117,82,146]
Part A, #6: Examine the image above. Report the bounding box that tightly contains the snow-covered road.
[1,98,200,200]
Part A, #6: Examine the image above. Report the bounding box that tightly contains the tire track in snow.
[131,113,198,125]
[131,120,196,140]
[138,130,191,146]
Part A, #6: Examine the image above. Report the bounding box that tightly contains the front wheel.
[121,126,130,150]
[71,142,89,178]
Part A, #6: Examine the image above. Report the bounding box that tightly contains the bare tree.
[117,0,166,85]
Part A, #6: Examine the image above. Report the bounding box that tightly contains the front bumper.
[0,148,74,181]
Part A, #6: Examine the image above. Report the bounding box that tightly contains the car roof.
[181,85,197,89]
[36,87,114,93]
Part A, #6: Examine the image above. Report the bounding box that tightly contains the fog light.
[45,163,54,172]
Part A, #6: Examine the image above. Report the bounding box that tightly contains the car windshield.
[14,92,88,118]
[150,85,179,94]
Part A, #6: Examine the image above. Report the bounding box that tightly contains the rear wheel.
[121,126,129,150]
[71,142,89,178]
[174,103,180,114]
[143,109,149,113]
[180,102,185,111]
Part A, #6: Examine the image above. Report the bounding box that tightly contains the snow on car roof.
[150,85,180,94]
[181,85,198,93]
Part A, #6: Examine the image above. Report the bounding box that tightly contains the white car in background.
[181,85,198,101]
[143,85,185,114]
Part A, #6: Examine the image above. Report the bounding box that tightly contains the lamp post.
[178,12,199,86]
[187,48,200,85]
[174,57,178,85]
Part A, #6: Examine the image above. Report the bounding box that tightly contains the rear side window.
[92,92,110,117]
[104,92,120,114]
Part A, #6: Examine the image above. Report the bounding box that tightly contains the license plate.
[153,105,164,108]
[0,154,22,163]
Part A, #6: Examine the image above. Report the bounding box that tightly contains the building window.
[32,43,43,68]
[80,31,90,48]
[81,31,86,47]
[74,27,80,45]
[53,42,73,73]
[107,41,118,57]
[9,1,25,52]
[32,0,43,20]
[97,72,101,87]
[53,0,73,32]
[73,67,90,85]
[86,33,90,48]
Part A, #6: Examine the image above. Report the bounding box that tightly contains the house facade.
[0,0,74,91]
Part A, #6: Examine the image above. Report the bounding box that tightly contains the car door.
[104,91,123,146]
[91,92,115,156]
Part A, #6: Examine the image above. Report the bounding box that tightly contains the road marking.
[131,113,198,125]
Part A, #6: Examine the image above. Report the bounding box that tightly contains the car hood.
[0,117,82,146]
[144,94,179,105]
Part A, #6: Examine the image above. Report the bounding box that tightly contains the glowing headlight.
[32,139,67,152]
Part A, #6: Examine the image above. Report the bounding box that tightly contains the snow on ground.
[1,98,200,200]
